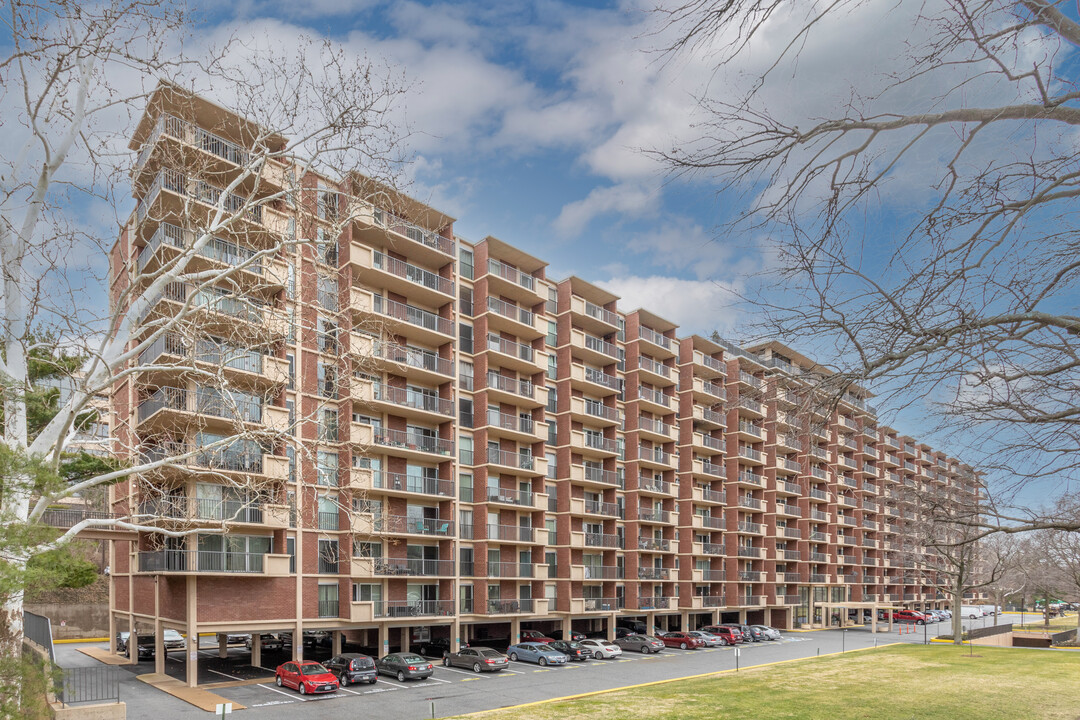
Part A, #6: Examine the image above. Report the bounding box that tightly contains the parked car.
[324,653,378,686]
[578,639,623,659]
[376,653,434,682]
[976,605,999,616]
[959,606,987,619]
[711,623,756,642]
[614,634,665,654]
[519,629,555,643]
[658,632,703,650]
[701,625,744,645]
[923,610,947,623]
[548,640,591,661]
[245,633,284,652]
[687,630,725,647]
[442,646,509,673]
[506,642,569,666]
[885,610,929,625]
[750,625,782,641]
[117,629,185,658]
[613,626,639,639]
[557,629,587,641]
[275,661,339,695]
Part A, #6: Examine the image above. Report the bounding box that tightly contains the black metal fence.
[24,611,54,662]
[57,666,121,707]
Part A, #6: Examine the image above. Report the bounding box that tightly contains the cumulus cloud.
[552,182,660,237]
[595,274,742,335]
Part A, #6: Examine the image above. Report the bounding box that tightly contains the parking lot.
[58,614,1005,719]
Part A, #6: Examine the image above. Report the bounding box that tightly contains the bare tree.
[0,0,407,705]
[655,0,1080,516]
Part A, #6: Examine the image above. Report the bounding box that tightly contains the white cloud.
[553,182,660,237]
[596,274,741,335]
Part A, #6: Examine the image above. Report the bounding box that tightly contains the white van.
[959,606,986,619]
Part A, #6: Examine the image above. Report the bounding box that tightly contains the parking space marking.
[259,684,306,702]
[501,668,525,674]
[376,679,409,689]
[532,668,552,673]
[426,676,453,684]
[207,668,245,680]
[337,686,365,696]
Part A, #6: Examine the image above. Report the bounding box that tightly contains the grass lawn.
[1011,614,1078,633]
[454,644,1080,720]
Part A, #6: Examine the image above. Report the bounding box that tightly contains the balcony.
[485,371,541,406]
[692,351,727,378]
[365,514,455,537]
[571,531,621,549]
[352,202,454,263]
[349,469,454,498]
[693,486,726,504]
[570,565,623,581]
[637,446,675,469]
[136,386,287,434]
[477,599,549,616]
[570,396,621,427]
[373,599,456,619]
[692,405,726,429]
[638,326,674,357]
[487,561,537,579]
[372,427,453,461]
[360,558,456,577]
[637,356,673,387]
[574,430,620,458]
[782,526,803,539]
[354,337,454,383]
[637,566,670,580]
[486,524,540,544]
[484,408,544,443]
[636,386,674,414]
[486,484,544,510]
[136,222,285,290]
[736,545,765,558]
[737,445,764,465]
[571,597,621,613]
[638,477,675,496]
[136,550,291,576]
[352,292,454,345]
[736,522,765,537]
[484,258,542,303]
[693,459,726,479]
[486,333,543,374]
[691,514,725,530]
[485,297,544,339]
[570,328,619,365]
[638,507,672,524]
[350,246,454,306]
[134,168,264,231]
[570,364,621,396]
[777,480,802,496]
[137,282,287,340]
[567,465,619,490]
[637,596,671,610]
[738,571,766,583]
[736,471,764,488]
[732,495,763,511]
[693,377,727,401]
[140,442,289,483]
[702,542,725,555]
[776,503,801,517]
[638,537,672,552]
[356,381,453,421]
[638,416,676,442]
[139,497,290,530]
[137,333,289,390]
[484,447,545,476]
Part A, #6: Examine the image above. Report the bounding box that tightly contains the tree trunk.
[951,580,964,645]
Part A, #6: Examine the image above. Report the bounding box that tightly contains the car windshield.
[300,664,329,675]
[351,657,374,668]
[479,650,503,658]
[401,655,425,663]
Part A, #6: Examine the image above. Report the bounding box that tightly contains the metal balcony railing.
[483,599,532,615]
[486,371,535,398]
[137,386,264,424]
[586,533,621,548]
[372,515,454,536]
[372,250,453,295]
[485,448,535,470]
[486,485,534,507]
[583,300,618,326]
[370,470,454,497]
[487,333,534,362]
[487,258,536,291]
[486,296,534,326]
[638,537,670,551]
[372,383,453,416]
[372,427,454,455]
[372,295,453,336]
[639,326,670,349]
[487,524,535,542]
[138,549,268,573]
[487,562,535,578]
[371,558,455,576]
[375,599,456,618]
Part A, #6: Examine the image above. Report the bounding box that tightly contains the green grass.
[454,645,1080,720]
[1012,614,1078,633]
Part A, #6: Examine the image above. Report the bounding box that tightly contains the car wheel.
[369,678,377,685]
[593,651,604,660]
[472,662,482,673]
[443,657,451,667]
[340,674,349,687]
[397,671,406,683]
[917,620,924,625]
[275,676,283,687]
[640,646,650,654]
[680,643,687,650]
[538,657,548,667]
[509,652,518,661]
[299,684,307,696]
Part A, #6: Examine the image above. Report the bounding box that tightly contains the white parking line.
[439,666,487,676]
[337,686,365,696]
[376,679,409,689]
[425,676,453,684]
[259,684,305,702]
[207,668,244,680]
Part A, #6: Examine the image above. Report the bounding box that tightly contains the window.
[546,353,557,380]
[286,354,295,389]
[317,316,338,354]
[317,451,338,487]
[285,262,296,300]
[319,408,339,443]
[546,385,557,413]
[546,451,556,479]
[460,247,474,280]
[546,285,557,314]
[317,274,337,311]
[459,398,473,428]
[459,361,474,391]
[460,547,474,576]
[317,362,337,398]
[460,287,473,316]
[459,323,473,354]
[459,473,473,502]
[318,583,339,618]
[352,583,382,605]
[318,539,339,573]
[459,435,473,465]
[546,321,557,347]
[353,541,382,558]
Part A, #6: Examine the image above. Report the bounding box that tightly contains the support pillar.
[378,624,389,658]
[451,619,462,652]
[293,622,303,662]
[401,628,410,653]
[510,617,521,645]
[251,634,262,668]
[646,611,655,634]
[154,577,165,675]
[128,628,139,666]
[560,616,572,641]
[331,630,342,657]
[186,575,198,687]
[606,616,615,642]
[218,634,228,658]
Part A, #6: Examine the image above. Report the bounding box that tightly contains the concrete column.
[871,605,878,634]
[560,616,572,641]
[154,577,165,675]
[108,539,117,655]
[128,628,139,665]
[293,622,303,662]
[331,630,342,656]
[378,624,389,658]
[510,618,521,645]
[186,625,199,688]
[401,628,410,653]
[218,634,228,658]
[108,613,117,655]
[451,619,462,652]
[251,634,262,668]
[606,617,615,642]
[646,611,655,634]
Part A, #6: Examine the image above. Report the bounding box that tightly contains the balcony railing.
[372,250,453,295]
[373,515,454,536]
[485,448,536,470]
[376,599,456,618]
[639,446,674,465]
[583,333,619,358]
[483,599,533,615]
[487,258,536,291]
[582,465,619,485]
[638,387,671,406]
[136,168,262,227]
[637,566,669,580]
[487,524,535,542]
[639,478,673,494]
[700,461,725,478]
[638,508,670,524]
[373,383,453,415]
[138,333,264,375]
[487,296,534,327]
[639,417,673,436]
[637,537,670,551]
[138,549,270,573]
[702,543,725,555]
[368,339,453,376]
[487,485,534,507]
[638,356,670,378]
[488,333,534,362]
[584,400,621,423]
[487,562,535,578]
[583,367,620,391]
[370,470,454,497]
[638,596,671,609]
[585,532,621,548]
[487,371,535,398]
[584,433,618,453]
[372,427,454,455]
[583,300,618,326]
[137,222,267,276]
[580,566,623,580]
[581,597,621,611]
[372,295,453,336]
[639,326,670,349]
[137,386,264,424]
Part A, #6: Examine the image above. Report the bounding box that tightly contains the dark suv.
[323,653,378,686]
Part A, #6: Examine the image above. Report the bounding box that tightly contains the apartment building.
[106,85,979,686]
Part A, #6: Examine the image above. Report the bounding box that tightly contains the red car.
[883,610,928,625]
[658,632,704,649]
[520,630,555,643]
[275,660,340,695]
[702,625,744,644]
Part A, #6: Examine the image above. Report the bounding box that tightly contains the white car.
[959,606,986,619]
[688,631,725,647]
[578,639,623,659]
[750,625,782,641]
